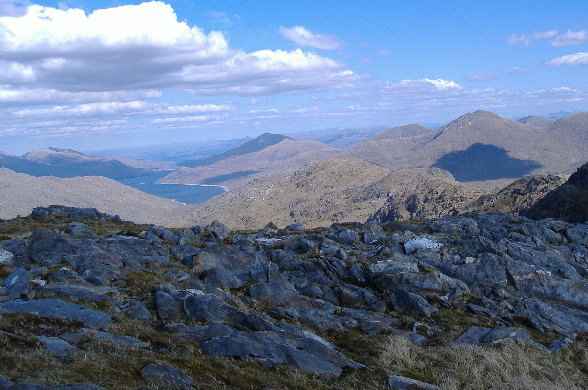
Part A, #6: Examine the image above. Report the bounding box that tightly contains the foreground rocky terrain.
[0,206,587,389]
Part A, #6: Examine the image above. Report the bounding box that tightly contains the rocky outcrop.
[524,162,588,222]
[1,206,588,388]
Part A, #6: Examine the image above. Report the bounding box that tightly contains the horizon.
[0,1,587,154]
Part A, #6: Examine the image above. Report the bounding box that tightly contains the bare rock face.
[465,173,567,215]
[524,162,588,222]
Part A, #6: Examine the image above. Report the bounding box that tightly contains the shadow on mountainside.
[432,143,542,182]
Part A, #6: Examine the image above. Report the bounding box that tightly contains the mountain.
[524,162,588,222]
[182,133,293,167]
[516,115,554,128]
[289,126,387,148]
[159,138,338,188]
[188,159,487,230]
[346,110,588,185]
[0,168,191,226]
[0,147,151,179]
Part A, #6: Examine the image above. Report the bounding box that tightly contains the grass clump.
[379,334,588,389]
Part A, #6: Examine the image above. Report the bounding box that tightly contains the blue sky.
[0,0,587,154]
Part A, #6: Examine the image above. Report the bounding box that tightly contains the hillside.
[0,168,192,226]
[182,133,292,167]
[524,162,588,222]
[0,206,586,389]
[189,159,488,230]
[159,139,339,188]
[1,148,150,179]
[465,173,567,215]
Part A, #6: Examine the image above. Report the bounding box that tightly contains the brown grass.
[379,334,588,389]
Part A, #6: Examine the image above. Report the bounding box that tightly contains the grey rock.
[121,300,152,322]
[286,223,305,231]
[0,249,14,264]
[284,238,316,253]
[451,326,534,347]
[3,267,29,298]
[47,267,89,285]
[389,289,438,317]
[166,323,236,343]
[37,336,81,359]
[203,267,245,290]
[330,228,360,245]
[183,293,245,325]
[140,363,196,390]
[36,284,116,304]
[349,263,367,285]
[201,330,361,377]
[404,237,443,255]
[65,223,96,238]
[548,337,575,354]
[248,282,300,306]
[387,375,441,390]
[0,375,13,389]
[205,220,230,241]
[145,226,178,244]
[0,298,110,330]
[155,291,183,321]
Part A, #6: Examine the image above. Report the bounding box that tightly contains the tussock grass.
[379,334,588,389]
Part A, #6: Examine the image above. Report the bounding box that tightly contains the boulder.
[0,298,111,330]
[140,363,197,390]
[3,267,29,299]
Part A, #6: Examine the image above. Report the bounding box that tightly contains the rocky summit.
[0,206,587,389]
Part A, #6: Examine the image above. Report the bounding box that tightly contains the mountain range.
[0,148,153,180]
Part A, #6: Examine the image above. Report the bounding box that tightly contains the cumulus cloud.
[279,26,344,50]
[550,30,588,47]
[547,52,588,66]
[0,2,357,98]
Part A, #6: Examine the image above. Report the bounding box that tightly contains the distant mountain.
[516,115,554,128]
[289,126,387,148]
[159,137,338,188]
[0,147,151,179]
[0,168,192,226]
[88,137,249,162]
[346,110,588,185]
[182,133,293,167]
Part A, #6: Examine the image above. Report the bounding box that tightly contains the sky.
[0,0,587,154]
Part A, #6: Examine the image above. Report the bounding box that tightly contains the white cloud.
[279,26,344,50]
[550,30,588,47]
[0,2,357,100]
[547,52,588,66]
[507,30,558,46]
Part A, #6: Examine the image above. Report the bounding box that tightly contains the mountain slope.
[1,148,150,179]
[0,168,192,226]
[182,133,292,167]
[159,139,338,188]
[189,159,487,230]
